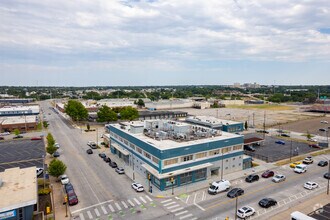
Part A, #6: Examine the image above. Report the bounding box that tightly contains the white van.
[291,211,316,220]
[294,164,307,174]
[208,180,231,195]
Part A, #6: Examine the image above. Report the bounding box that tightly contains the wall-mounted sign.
[0,210,16,220]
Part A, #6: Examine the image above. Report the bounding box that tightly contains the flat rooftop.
[0,115,37,125]
[0,167,37,212]
[186,115,242,126]
[112,120,242,150]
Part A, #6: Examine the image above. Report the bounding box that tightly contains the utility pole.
[96,127,98,147]
[132,153,135,180]
[252,112,255,127]
[327,160,330,195]
[290,140,293,162]
[235,196,239,220]
[263,111,266,139]
[221,152,224,180]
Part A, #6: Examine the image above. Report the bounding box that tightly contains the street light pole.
[290,140,293,162]
[235,196,239,220]
[42,155,45,189]
[221,153,224,180]
[327,160,330,195]
[132,153,135,181]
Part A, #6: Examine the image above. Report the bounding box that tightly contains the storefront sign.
[0,210,16,220]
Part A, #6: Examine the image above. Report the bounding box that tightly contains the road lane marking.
[87,211,93,219]
[185,195,190,204]
[170,207,184,212]
[194,203,206,211]
[108,204,115,212]
[79,213,85,220]
[134,198,141,205]
[180,213,193,219]
[121,201,128,208]
[115,203,122,211]
[94,208,100,217]
[101,206,107,214]
[163,201,176,206]
[145,195,153,202]
[175,210,188,216]
[161,199,172,203]
[167,204,180,209]
[140,196,147,203]
[71,199,114,214]
[127,199,135,206]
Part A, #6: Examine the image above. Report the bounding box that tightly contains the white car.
[304,181,318,190]
[36,168,44,177]
[321,121,328,124]
[60,175,70,185]
[272,174,286,183]
[308,138,318,142]
[0,132,10,136]
[54,143,60,148]
[237,206,255,218]
[131,182,144,192]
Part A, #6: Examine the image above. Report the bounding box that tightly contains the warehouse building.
[0,116,38,132]
[106,120,244,191]
[185,116,244,133]
[0,106,40,117]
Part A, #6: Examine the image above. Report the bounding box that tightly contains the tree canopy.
[97,105,118,123]
[119,106,139,121]
[48,159,67,178]
[64,100,88,121]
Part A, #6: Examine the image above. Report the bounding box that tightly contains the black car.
[65,183,74,193]
[13,135,23,139]
[244,145,255,152]
[280,133,290,137]
[324,172,330,179]
[86,149,93,154]
[227,188,244,198]
[53,152,60,157]
[0,137,4,140]
[245,174,259,183]
[98,153,106,158]
[103,157,111,163]
[318,161,328,167]
[319,128,327,132]
[259,198,277,208]
[109,161,118,168]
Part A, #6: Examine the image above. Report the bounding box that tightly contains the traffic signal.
[170,177,174,183]
[148,174,151,180]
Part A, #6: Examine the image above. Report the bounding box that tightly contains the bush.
[38,188,51,195]
[37,178,50,186]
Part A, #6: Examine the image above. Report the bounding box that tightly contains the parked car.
[321,121,329,124]
[308,138,318,142]
[280,133,290,137]
[115,167,125,174]
[309,144,321,148]
[68,194,79,206]
[302,156,313,164]
[208,180,231,195]
[98,153,106,158]
[109,161,118,168]
[319,128,327,132]
[318,160,328,167]
[13,135,23,139]
[272,174,286,183]
[275,140,285,145]
[290,162,302,168]
[294,164,307,174]
[54,143,60,148]
[36,168,44,177]
[86,149,93,154]
[53,151,60,157]
[262,170,275,178]
[87,141,97,149]
[0,132,10,136]
[31,137,42,140]
[104,157,111,163]
[60,175,70,185]
[0,137,4,140]
[245,174,259,183]
[227,188,244,198]
[244,145,255,152]
[259,198,277,208]
[131,182,144,192]
[324,172,330,179]
[65,183,74,193]
[304,181,318,190]
[237,206,255,219]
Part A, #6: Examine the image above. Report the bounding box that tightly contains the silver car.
[272,174,286,183]
[115,167,125,174]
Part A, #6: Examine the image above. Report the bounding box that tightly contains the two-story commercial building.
[106,119,244,191]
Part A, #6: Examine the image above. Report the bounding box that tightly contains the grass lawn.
[226,104,295,111]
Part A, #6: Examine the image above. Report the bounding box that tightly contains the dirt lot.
[279,116,330,135]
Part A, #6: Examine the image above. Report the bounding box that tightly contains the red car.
[309,144,321,148]
[261,170,274,178]
[31,137,42,140]
[67,190,78,206]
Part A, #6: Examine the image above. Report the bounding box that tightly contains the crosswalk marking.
[140,196,147,204]
[175,210,188,216]
[134,198,141,205]
[87,211,93,219]
[128,199,135,207]
[170,207,184,212]
[121,201,128,208]
[180,214,193,220]
[146,195,153,202]
[190,217,198,220]
[94,208,100,217]
[101,206,107,215]
[79,213,85,220]
[161,199,172,203]
[167,204,180,209]
[164,201,176,207]
[115,203,122,211]
[108,204,115,212]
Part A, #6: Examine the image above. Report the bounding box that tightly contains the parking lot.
[244,134,320,162]
[0,139,45,171]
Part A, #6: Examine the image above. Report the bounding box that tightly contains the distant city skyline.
[1,1,330,86]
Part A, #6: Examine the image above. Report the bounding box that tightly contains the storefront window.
[180,172,192,185]
[195,168,206,181]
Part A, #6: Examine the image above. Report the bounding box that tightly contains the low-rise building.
[106,119,244,191]
[0,116,38,132]
[0,106,39,117]
[0,167,38,220]
[138,110,187,120]
[185,116,244,133]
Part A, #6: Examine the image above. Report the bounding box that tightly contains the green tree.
[46,133,55,147]
[120,106,139,121]
[245,121,248,130]
[13,129,20,136]
[64,100,88,121]
[46,145,57,155]
[97,105,118,123]
[43,121,49,128]
[48,159,67,178]
[137,99,145,107]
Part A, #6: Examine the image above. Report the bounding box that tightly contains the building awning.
[142,162,213,179]
[111,142,130,156]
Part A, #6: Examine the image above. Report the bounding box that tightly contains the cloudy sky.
[1,0,330,86]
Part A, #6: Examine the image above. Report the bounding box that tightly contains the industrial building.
[138,110,188,120]
[0,106,40,117]
[0,98,34,105]
[0,116,38,132]
[145,99,210,110]
[0,167,37,220]
[185,116,244,133]
[106,119,244,191]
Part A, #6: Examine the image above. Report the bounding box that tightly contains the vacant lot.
[226,104,294,111]
[279,116,330,135]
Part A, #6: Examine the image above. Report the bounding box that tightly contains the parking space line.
[108,204,115,212]
[185,195,190,204]
[101,206,107,215]
[127,199,135,207]
[161,199,172,203]
[167,204,180,209]
[175,210,188,216]
[115,203,122,211]
[94,208,100,217]
[170,207,184,213]
[140,196,147,204]
[134,198,141,205]
[79,213,85,220]
[164,201,176,207]
[87,211,93,219]
[179,213,193,219]
[145,195,153,202]
[121,201,128,208]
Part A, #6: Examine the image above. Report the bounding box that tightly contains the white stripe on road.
[108,204,115,212]
[71,199,114,214]
[79,213,85,220]
[115,203,122,211]
[175,210,188,216]
[128,199,135,207]
[134,198,141,205]
[121,201,128,208]
[180,213,193,220]
[163,201,176,207]
[170,207,184,213]
[87,211,93,219]
[167,204,180,209]
[101,206,107,215]
[140,196,147,203]
[145,195,153,202]
[161,199,172,203]
[190,218,198,220]
[94,208,100,217]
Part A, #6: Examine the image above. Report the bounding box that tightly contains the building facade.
[0,116,38,132]
[0,106,40,117]
[185,116,244,133]
[106,120,244,191]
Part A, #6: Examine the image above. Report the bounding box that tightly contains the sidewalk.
[270,192,330,220]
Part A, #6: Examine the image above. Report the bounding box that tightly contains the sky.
[0,0,330,86]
